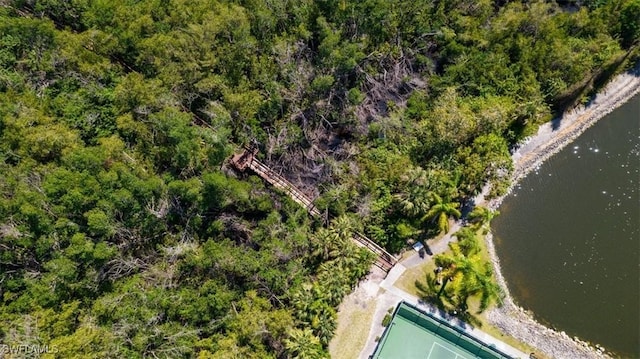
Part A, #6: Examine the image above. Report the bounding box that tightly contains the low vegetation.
[0,0,638,357]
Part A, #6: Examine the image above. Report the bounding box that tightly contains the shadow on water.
[550,117,562,131]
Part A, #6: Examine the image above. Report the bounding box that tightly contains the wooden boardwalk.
[352,232,396,271]
[230,146,322,217]
[230,147,397,271]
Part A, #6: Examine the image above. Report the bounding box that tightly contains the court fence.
[370,301,514,359]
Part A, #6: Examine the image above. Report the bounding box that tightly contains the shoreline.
[338,64,640,359]
[489,62,640,210]
[482,63,640,359]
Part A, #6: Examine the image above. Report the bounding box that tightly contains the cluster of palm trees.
[290,283,338,347]
[416,208,504,324]
[394,166,502,235]
[393,167,463,237]
[393,167,503,322]
[285,216,375,358]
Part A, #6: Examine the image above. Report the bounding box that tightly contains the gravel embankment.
[482,64,640,359]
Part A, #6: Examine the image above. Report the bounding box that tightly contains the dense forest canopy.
[0,0,638,357]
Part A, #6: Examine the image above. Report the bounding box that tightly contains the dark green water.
[492,94,640,357]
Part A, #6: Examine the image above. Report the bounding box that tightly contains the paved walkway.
[401,221,464,269]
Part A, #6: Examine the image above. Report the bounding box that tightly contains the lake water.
[492,94,639,357]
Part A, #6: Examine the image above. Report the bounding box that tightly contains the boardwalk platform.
[229,147,398,272]
[230,147,322,217]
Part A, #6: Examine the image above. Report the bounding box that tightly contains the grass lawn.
[394,259,436,297]
[328,292,379,359]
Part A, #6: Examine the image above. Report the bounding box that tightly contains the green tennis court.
[371,302,512,359]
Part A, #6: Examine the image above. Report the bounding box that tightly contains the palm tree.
[468,206,499,231]
[421,193,461,234]
[394,167,431,218]
[349,247,376,279]
[284,328,324,359]
[317,267,350,307]
[434,252,462,298]
[310,301,336,345]
[291,283,316,323]
[311,227,344,261]
[475,266,504,313]
[395,187,430,218]
[328,215,354,242]
[416,252,463,309]
[311,215,357,262]
[455,260,504,313]
[453,227,480,256]
[415,273,440,303]
[419,243,503,315]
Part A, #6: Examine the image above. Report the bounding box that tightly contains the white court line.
[427,342,468,359]
[426,341,436,359]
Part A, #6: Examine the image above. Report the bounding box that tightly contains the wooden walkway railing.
[248,159,323,217]
[229,147,398,272]
[351,232,396,271]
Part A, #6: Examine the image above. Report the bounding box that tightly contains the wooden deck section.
[230,147,322,217]
[352,232,396,271]
[229,147,398,272]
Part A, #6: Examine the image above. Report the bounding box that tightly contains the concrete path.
[401,220,463,269]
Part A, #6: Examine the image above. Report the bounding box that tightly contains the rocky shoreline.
[484,232,610,359]
[483,64,640,359]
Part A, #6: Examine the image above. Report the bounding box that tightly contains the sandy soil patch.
[329,268,390,359]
